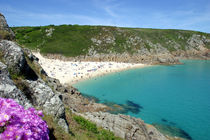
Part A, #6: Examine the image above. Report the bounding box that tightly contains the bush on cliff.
[0,30,12,40]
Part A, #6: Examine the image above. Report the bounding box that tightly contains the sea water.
[73,60,210,140]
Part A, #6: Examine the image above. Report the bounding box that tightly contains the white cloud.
[91,0,122,18]
[0,4,120,26]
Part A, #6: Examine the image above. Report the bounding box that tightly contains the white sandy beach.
[33,52,148,85]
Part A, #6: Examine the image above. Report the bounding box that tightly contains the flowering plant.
[0,98,49,140]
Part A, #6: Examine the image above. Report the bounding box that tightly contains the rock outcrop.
[62,91,109,113]
[0,40,28,74]
[0,62,32,108]
[79,112,168,140]
[23,78,69,132]
[0,13,15,40]
[0,40,69,132]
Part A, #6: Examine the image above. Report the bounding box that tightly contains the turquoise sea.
[73,60,210,140]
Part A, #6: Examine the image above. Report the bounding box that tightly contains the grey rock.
[24,78,69,132]
[0,13,15,40]
[187,34,205,50]
[157,57,167,63]
[0,40,27,74]
[0,62,32,108]
[205,51,210,57]
[80,112,167,140]
[23,48,39,62]
[24,79,63,116]
[45,28,54,37]
[58,118,69,132]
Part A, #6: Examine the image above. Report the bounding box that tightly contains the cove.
[73,60,210,140]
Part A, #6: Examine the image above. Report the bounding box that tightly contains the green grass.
[8,68,26,80]
[12,25,210,57]
[73,115,98,134]
[73,115,121,140]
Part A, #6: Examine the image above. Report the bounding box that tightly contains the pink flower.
[0,98,49,140]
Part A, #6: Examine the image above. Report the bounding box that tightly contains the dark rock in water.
[161,119,177,126]
[122,100,143,114]
[126,100,143,109]
[169,121,176,125]
[103,100,143,114]
[81,93,100,103]
[153,123,192,140]
[161,118,168,122]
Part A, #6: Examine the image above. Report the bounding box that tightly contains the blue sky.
[0,0,210,33]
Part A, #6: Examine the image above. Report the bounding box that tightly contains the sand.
[33,52,149,85]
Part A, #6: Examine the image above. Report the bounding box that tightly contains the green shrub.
[97,129,119,140]
[73,115,98,134]
[0,30,11,40]
[72,115,122,140]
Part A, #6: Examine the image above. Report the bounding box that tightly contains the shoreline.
[71,64,150,85]
[32,52,150,85]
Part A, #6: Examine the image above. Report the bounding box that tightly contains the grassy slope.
[12,25,210,57]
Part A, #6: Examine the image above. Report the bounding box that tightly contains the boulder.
[0,40,27,74]
[157,57,167,63]
[0,40,38,80]
[24,78,69,132]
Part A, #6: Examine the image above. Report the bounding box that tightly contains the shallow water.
[74,60,210,140]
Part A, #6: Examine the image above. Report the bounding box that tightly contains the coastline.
[32,52,150,85]
[71,64,150,85]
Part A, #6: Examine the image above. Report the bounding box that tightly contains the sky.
[0,0,210,33]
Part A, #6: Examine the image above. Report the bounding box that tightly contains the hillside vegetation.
[12,25,210,57]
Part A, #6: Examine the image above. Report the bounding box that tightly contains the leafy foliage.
[0,30,11,40]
